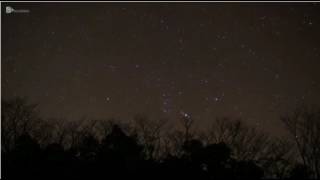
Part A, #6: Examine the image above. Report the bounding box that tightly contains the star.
[180,111,190,118]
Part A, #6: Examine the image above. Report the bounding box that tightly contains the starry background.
[2,3,320,136]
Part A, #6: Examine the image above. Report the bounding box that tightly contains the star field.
[3,3,320,136]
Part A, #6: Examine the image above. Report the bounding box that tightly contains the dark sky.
[3,3,320,136]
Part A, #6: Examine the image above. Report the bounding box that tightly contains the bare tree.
[281,106,320,178]
[161,112,196,157]
[260,139,296,178]
[203,118,299,178]
[163,130,185,157]
[132,115,167,159]
[179,112,195,143]
[204,118,271,161]
[2,98,41,152]
[48,118,70,146]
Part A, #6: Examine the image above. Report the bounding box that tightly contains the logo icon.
[6,6,14,14]
[5,6,30,14]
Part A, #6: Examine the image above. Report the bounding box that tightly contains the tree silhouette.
[281,106,320,178]
[204,118,271,161]
[132,115,167,160]
[2,98,40,152]
[2,97,319,179]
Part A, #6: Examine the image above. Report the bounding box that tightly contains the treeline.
[2,98,320,179]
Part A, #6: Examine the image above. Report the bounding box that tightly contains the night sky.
[3,3,320,136]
